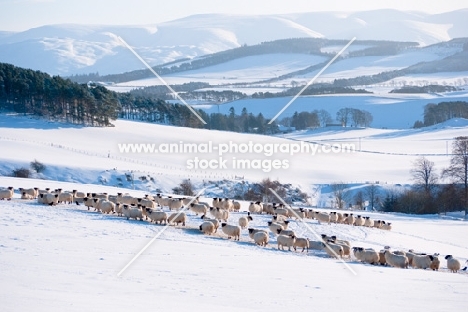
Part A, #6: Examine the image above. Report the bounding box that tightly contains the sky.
[0,0,467,32]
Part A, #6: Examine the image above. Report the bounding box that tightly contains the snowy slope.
[0,178,467,311]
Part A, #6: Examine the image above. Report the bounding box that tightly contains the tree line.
[0,63,120,126]
[415,101,468,127]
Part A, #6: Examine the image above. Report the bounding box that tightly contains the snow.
[0,178,467,311]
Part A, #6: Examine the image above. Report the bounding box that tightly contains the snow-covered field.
[1,177,467,311]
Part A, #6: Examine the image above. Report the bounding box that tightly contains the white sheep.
[97,199,115,214]
[381,222,392,230]
[412,254,436,270]
[314,211,331,225]
[373,220,383,228]
[430,255,440,271]
[182,197,198,206]
[272,216,290,229]
[445,255,461,273]
[19,187,38,199]
[249,202,263,214]
[345,213,355,225]
[167,212,187,226]
[253,231,269,247]
[329,212,339,223]
[168,198,184,211]
[212,197,221,208]
[276,228,296,237]
[221,198,234,211]
[21,191,34,200]
[209,207,229,221]
[221,223,241,240]
[117,193,137,206]
[248,228,268,240]
[199,221,216,235]
[201,215,220,232]
[277,234,296,251]
[309,240,326,251]
[122,204,143,221]
[238,213,253,229]
[263,202,276,215]
[273,206,289,217]
[378,250,387,266]
[189,203,208,216]
[82,197,95,210]
[383,250,408,268]
[352,247,379,264]
[114,203,123,216]
[137,197,156,209]
[354,215,365,226]
[233,200,241,212]
[267,221,284,234]
[0,187,14,200]
[44,193,59,206]
[332,241,351,258]
[322,242,343,258]
[58,191,74,204]
[146,208,168,224]
[364,217,374,227]
[293,237,309,252]
[91,192,108,200]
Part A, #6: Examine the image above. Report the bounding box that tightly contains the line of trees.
[415,101,468,127]
[0,63,120,126]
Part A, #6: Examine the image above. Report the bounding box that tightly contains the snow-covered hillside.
[0,178,467,311]
[0,9,467,75]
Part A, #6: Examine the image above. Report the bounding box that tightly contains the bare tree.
[336,108,352,127]
[364,183,380,211]
[410,157,438,194]
[331,182,350,209]
[353,191,365,210]
[443,136,468,217]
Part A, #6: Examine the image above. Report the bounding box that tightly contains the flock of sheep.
[1,186,466,274]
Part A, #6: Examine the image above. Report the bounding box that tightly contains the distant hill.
[0,9,467,76]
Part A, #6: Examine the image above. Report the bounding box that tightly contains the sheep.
[44,193,59,206]
[221,198,234,211]
[58,191,74,204]
[412,254,436,270]
[82,197,96,210]
[314,211,331,225]
[273,206,289,218]
[199,221,216,235]
[96,199,115,214]
[272,215,290,229]
[19,187,38,199]
[146,208,168,224]
[381,222,392,231]
[345,213,355,225]
[137,198,156,209]
[210,207,229,222]
[336,212,345,223]
[322,242,343,258]
[364,216,374,227]
[293,237,309,252]
[91,192,108,200]
[0,187,14,200]
[248,228,268,240]
[233,200,241,212]
[212,197,221,208]
[373,220,383,228]
[276,228,296,237]
[331,240,351,258]
[329,212,339,223]
[238,212,253,229]
[263,202,276,215]
[353,247,379,264]
[430,255,440,271]
[167,212,187,226]
[290,208,306,220]
[321,234,350,247]
[21,191,34,200]
[378,250,387,266]
[249,202,263,214]
[221,223,241,240]
[253,231,269,247]
[182,197,198,206]
[277,234,296,251]
[122,204,143,221]
[189,203,208,216]
[354,215,365,226]
[114,203,123,216]
[445,255,461,273]
[309,240,326,251]
[117,193,137,206]
[201,215,220,232]
[168,198,184,211]
[383,250,409,268]
[267,221,284,234]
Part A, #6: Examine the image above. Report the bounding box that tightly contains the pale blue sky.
[0,0,467,31]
